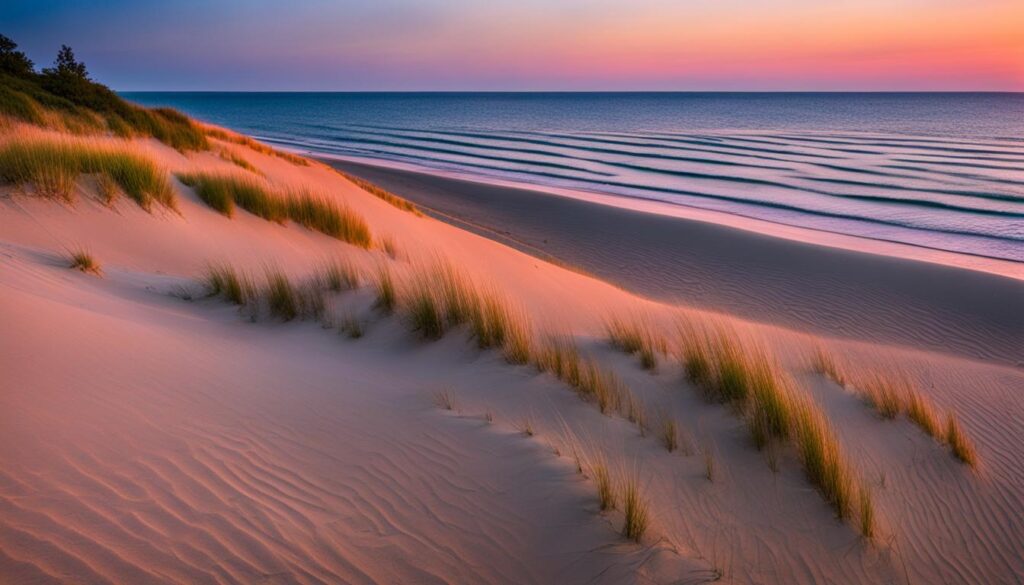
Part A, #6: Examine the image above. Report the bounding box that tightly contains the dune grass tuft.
[67,248,101,275]
[204,263,255,305]
[315,258,360,292]
[606,315,667,371]
[178,172,371,247]
[592,460,616,511]
[434,388,456,411]
[219,149,261,174]
[205,126,309,165]
[659,416,679,453]
[339,313,365,339]
[859,485,876,541]
[703,441,717,482]
[792,399,855,520]
[264,268,300,321]
[905,389,941,439]
[394,263,533,361]
[287,191,372,248]
[0,136,174,210]
[621,476,649,542]
[373,266,397,314]
[945,413,977,468]
[860,375,906,420]
[336,170,422,215]
[378,235,400,259]
[811,346,846,386]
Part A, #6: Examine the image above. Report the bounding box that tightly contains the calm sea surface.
[124,92,1024,262]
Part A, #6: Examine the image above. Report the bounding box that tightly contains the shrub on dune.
[0,136,174,210]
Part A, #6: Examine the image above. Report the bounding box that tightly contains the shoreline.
[321,156,1024,367]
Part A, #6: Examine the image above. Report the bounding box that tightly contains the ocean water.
[124,92,1024,262]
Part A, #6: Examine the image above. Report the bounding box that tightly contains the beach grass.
[203,263,256,305]
[219,149,261,174]
[621,475,649,542]
[434,388,456,411]
[178,172,372,247]
[859,485,876,540]
[606,315,667,371]
[945,413,977,468]
[336,169,422,215]
[264,268,300,321]
[811,345,846,386]
[860,375,906,419]
[67,248,101,275]
[316,258,360,292]
[659,416,679,452]
[592,460,616,511]
[204,126,309,166]
[0,135,174,210]
[792,398,855,520]
[905,389,942,439]
[373,266,397,314]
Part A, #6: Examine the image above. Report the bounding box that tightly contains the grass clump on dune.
[945,413,977,468]
[336,170,422,215]
[395,263,534,363]
[67,248,101,275]
[904,389,941,439]
[621,475,649,542]
[606,315,668,371]
[659,416,679,453]
[792,398,857,520]
[811,345,846,386]
[679,323,875,528]
[219,149,261,174]
[177,172,372,247]
[204,126,309,166]
[204,263,256,305]
[591,460,616,511]
[860,375,905,420]
[0,136,174,210]
[287,192,372,247]
[315,258,360,292]
[373,266,397,314]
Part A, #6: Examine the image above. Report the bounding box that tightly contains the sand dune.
[2,125,1024,584]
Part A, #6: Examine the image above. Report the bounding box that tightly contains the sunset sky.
[4,0,1022,91]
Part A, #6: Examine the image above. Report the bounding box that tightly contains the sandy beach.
[323,158,1024,367]
[2,33,1024,583]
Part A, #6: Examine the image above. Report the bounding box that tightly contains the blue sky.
[3,0,1022,91]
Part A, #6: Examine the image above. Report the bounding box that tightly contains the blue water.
[124,92,1024,262]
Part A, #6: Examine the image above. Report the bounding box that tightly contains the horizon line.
[117,89,1024,94]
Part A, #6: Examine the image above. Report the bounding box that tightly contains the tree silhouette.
[0,33,35,77]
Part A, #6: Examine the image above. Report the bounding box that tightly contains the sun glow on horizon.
[3,0,1022,91]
